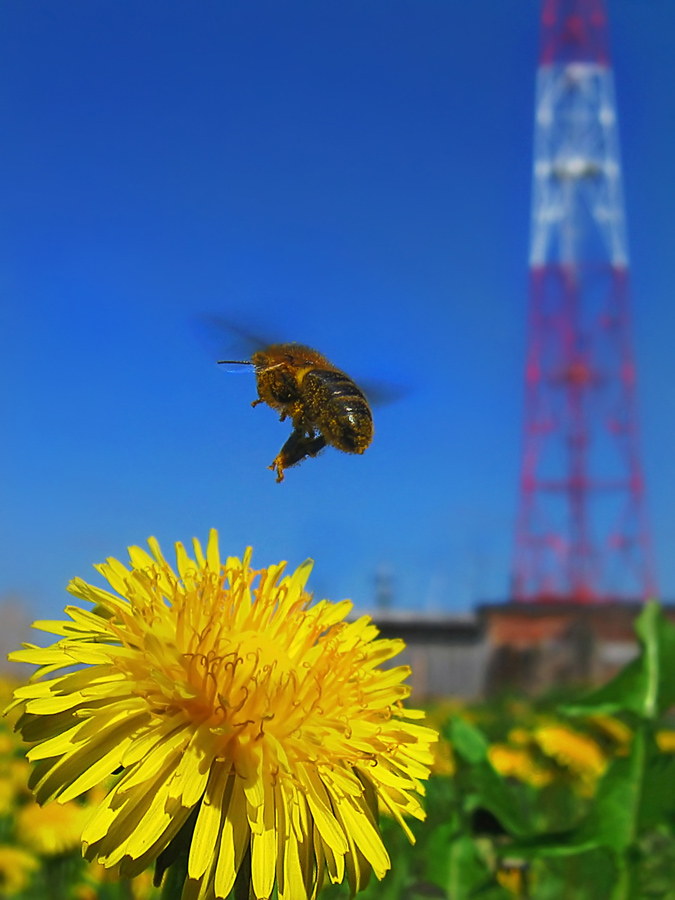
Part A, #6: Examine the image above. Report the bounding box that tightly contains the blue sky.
[2,0,675,619]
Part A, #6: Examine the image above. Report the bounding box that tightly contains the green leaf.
[446,835,493,899]
[504,724,671,868]
[449,717,531,838]
[564,602,675,720]
[501,728,649,862]
[449,715,490,765]
[635,733,675,829]
[574,727,646,853]
[424,821,457,889]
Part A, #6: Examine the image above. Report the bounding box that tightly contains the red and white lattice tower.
[512,0,657,603]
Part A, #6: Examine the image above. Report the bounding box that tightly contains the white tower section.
[530,63,627,269]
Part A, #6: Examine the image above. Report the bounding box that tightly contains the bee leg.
[279,403,305,428]
[251,398,265,408]
[301,434,328,459]
[269,430,327,483]
[269,459,286,483]
[274,404,309,440]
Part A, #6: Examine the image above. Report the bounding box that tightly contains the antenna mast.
[513,0,657,602]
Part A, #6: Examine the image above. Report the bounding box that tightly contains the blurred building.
[364,610,486,701]
[363,602,669,701]
[479,601,645,696]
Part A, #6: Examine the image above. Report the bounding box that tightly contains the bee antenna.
[217,359,252,366]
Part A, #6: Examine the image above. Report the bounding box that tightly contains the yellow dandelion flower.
[0,757,31,815]
[16,796,92,855]
[534,725,607,790]
[0,845,40,895]
[496,863,528,897]
[419,704,457,776]
[0,729,16,756]
[507,728,532,748]
[488,745,552,789]
[429,737,455,777]
[586,715,632,751]
[8,531,436,900]
[656,730,675,753]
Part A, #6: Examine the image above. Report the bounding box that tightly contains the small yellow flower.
[0,757,31,815]
[586,715,632,752]
[488,745,552,788]
[507,728,532,748]
[423,704,458,777]
[534,725,607,792]
[16,797,92,855]
[0,845,40,895]
[656,730,675,753]
[0,730,16,755]
[496,864,527,897]
[9,532,437,900]
[430,737,456,777]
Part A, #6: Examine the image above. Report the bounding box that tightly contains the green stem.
[610,854,630,900]
[43,856,69,900]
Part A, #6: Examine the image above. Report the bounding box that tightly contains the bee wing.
[357,378,410,408]
[192,314,277,371]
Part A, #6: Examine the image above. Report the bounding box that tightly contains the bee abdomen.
[305,369,363,397]
[304,369,373,454]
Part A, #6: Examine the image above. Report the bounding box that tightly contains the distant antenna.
[513,0,657,602]
[374,565,394,611]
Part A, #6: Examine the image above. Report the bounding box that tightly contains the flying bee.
[218,342,374,482]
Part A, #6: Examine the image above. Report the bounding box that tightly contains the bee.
[218,342,374,482]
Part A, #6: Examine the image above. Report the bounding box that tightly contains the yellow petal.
[215,776,249,900]
[188,760,231,880]
[251,774,276,899]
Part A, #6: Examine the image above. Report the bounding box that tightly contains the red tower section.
[513,0,657,603]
